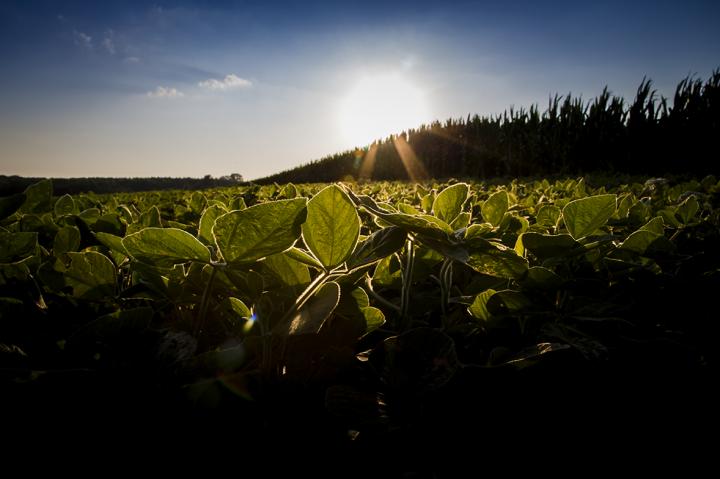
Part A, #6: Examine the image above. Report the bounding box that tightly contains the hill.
[255,71,719,184]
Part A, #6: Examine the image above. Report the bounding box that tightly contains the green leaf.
[521,266,563,290]
[352,194,452,239]
[562,194,616,240]
[123,227,211,267]
[520,233,581,260]
[361,306,385,335]
[0,232,38,263]
[140,206,162,228]
[481,190,508,227]
[639,216,665,235]
[450,211,472,230]
[487,290,532,315]
[535,204,561,227]
[285,281,341,335]
[213,198,307,265]
[223,297,251,319]
[20,179,53,214]
[466,244,528,280]
[198,204,227,246]
[620,217,671,255]
[189,192,207,214]
[432,183,469,224]
[676,195,699,224]
[302,185,360,269]
[53,225,81,255]
[263,252,311,286]
[285,247,324,270]
[230,196,247,210]
[54,194,77,217]
[347,226,406,269]
[64,251,116,300]
[468,288,496,321]
[372,254,403,288]
[95,232,128,256]
[0,193,26,220]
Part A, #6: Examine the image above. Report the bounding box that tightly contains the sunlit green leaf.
[214,198,307,265]
[481,190,508,227]
[64,251,116,300]
[302,185,360,269]
[468,288,496,321]
[198,204,227,246]
[123,227,211,267]
[562,194,616,240]
[433,183,469,224]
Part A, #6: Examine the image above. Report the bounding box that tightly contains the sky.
[1,0,719,180]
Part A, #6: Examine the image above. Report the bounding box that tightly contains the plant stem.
[400,238,415,330]
[195,266,217,337]
[365,274,401,313]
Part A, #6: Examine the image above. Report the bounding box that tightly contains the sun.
[338,73,431,147]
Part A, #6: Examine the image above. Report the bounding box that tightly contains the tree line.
[0,174,244,196]
[257,71,719,184]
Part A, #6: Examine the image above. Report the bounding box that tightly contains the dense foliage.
[259,71,720,184]
[2,176,718,445]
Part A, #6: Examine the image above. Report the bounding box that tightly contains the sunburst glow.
[338,73,430,147]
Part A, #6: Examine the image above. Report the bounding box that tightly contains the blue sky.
[1,0,718,180]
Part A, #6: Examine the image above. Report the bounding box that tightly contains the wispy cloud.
[102,30,115,55]
[124,56,140,64]
[73,30,92,50]
[198,74,252,91]
[147,86,184,98]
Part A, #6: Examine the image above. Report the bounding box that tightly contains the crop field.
[2,176,718,444]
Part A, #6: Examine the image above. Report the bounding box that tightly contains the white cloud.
[124,56,140,64]
[73,30,92,50]
[198,74,252,91]
[147,86,184,98]
[102,30,115,55]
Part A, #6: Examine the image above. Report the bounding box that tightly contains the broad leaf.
[54,194,77,217]
[53,225,81,255]
[481,190,508,227]
[263,252,311,286]
[620,217,672,255]
[0,232,38,263]
[302,185,360,269]
[20,179,52,214]
[361,307,385,335]
[213,198,307,265]
[285,247,324,269]
[433,183,469,224]
[535,204,561,227]
[676,195,699,224]
[347,226,406,269]
[198,204,227,246]
[285,281,341,335]
[95,232,128,256]
[64,251,116,300]
[123,227,211,267]
[468,289,497,321]
[521,266,563,290]
[466,245,528,280]
[520,233,581,260]
[562,194,616,240]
